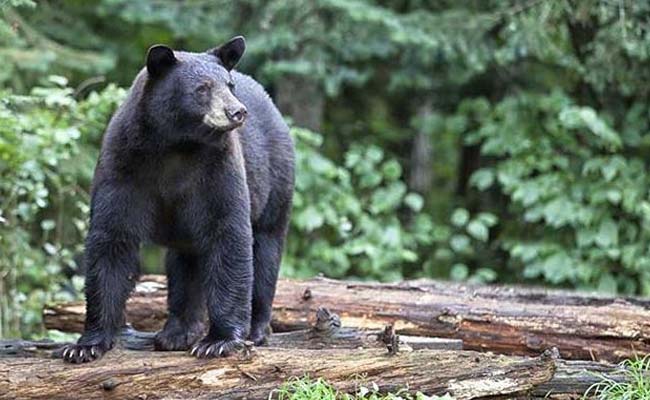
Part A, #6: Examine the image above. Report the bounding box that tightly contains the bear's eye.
[196,84,210,95]
[227,81,235,91]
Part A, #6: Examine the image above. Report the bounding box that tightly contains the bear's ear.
[146,45,177,78]
[210,36,246,71]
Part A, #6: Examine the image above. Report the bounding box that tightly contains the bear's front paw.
[189,337,245,359]
[60,343,107,363]
[60,332,113,363]
[155,322,205,351]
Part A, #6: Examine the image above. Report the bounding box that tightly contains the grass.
[270,375,454,400]
[583,355,650,399]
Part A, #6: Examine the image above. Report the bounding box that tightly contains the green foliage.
[0,77,125,337]
[285,127,429,281]
[461,90,650,294]
[419,207,498,284]
[3,0,650,339]
[0,2,114,91]
[272,375,451,400]
[285,126,500,282]
[583,356,650,399]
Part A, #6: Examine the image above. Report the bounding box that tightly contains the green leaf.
[595,219,618,248]
[467,220,489,242]
[294,206,324,232]
[597,274,618,294]
[469,168,494,190]
[451,208,470,227]
[606,189,621,204]
[450,234,471,253]
[469,268,497,283]
[601,163,618,182]
[450,263,469,281]
[40,219,55,231]
[476,212,498,227]
[381,159,402,180]
[48,75,68,87]
[404,192,424,212]
[541,252,573,284]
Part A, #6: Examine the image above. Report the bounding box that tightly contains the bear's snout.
[226,105,247,125]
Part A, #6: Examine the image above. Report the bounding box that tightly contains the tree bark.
[408,100,434,194]
[44,276,650,363]
[274,75,324,132]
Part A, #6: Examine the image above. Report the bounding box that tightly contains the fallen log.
[533,359,626,399]
[0,311,625,399]
[44,275,650,362]
[11,309,462,356]
[0,346,559,400]
[0,332,625,399]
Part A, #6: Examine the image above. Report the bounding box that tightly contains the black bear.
[61,36,294,363]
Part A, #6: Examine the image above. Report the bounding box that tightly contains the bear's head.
[142,36,248,143]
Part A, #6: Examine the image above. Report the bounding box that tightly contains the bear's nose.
[226,106,247,124]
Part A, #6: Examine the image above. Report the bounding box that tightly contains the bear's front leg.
[190,216,253,358]
[61,229,141,363]
[61,183,144,363]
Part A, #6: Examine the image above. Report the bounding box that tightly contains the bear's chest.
[158,152,202,199]
[150,151,206,249]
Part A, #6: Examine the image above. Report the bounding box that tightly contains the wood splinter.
[379,324,399,355]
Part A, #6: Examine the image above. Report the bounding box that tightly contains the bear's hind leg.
[154,251,206,351]
[249,224,289,345]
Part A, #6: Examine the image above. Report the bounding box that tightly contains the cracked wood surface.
[44,275,650,362]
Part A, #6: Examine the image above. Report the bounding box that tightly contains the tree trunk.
[408,100,434,194]
[274,75,324,132]
[44,276,650,363]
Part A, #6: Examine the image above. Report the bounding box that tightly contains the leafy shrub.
[0,77,125,337]
[285,127,430,281]
[286,127,500,283]
[461,91,650,294]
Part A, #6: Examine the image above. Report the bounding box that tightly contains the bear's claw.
[189,338,244,359]
[60,343,106,363]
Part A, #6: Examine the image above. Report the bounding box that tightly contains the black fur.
[61,36,294,363]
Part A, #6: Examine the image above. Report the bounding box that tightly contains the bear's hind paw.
[154,323,204,351]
